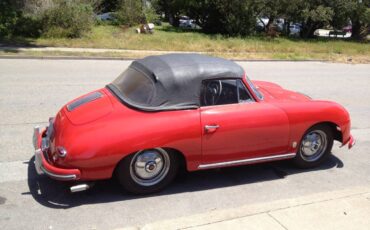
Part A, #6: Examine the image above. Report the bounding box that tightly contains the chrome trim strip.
[67,91,102,111]
[40,166,77,181]
[34,149,44,175]
[33,126,41,150]
[198,153,296,169]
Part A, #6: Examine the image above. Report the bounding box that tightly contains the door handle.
[204,124,220,133]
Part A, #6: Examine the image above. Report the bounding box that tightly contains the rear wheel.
[293,124,334,168]
[116,148,179,194]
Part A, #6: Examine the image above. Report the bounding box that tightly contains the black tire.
[116,148,179,195]
[293,124,334,168]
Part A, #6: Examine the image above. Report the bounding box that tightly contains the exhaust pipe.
[70,183,93,193]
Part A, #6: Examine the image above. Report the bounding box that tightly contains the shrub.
[143,6,160,24]
[13,15,43,37]
[0,0,21,37]
[114,0,145,26]
[41,1,94,38]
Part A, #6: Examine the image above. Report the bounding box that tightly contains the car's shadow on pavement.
[24,154,344,209]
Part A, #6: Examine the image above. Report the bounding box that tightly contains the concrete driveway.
[0,59,369,229]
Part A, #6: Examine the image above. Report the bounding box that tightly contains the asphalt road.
[0,59,369,230]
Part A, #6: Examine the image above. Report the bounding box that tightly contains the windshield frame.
[244,74,264,101]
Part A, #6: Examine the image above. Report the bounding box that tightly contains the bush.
[114,0,145,26]
[143,6,160,24]
[0,0,21,37]
[13,15,43,37]
[41,1,94,38]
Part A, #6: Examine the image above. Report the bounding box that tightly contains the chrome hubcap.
[300,130,327,162]
[130,148,170,186]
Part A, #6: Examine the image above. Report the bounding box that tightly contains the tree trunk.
[351,19,362,40]
[265,16,274,32]
[285,20,290,36]
[301,20,320,38]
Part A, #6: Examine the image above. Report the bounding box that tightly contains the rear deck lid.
[64,90,113,125]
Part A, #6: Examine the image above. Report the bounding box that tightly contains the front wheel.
[116,148,179,194]
[293,124,334,168]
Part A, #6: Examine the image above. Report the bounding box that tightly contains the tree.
[348,0,369,40]
[254,0,285,33]
[302,4,333,38]
[0,0,22,37]
[115,0,145,26]
[42,0,94,38]
[99,0,120,12]
[169,0,256,36]
[154,0,186,26]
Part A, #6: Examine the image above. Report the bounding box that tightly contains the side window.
[201,79,253,106]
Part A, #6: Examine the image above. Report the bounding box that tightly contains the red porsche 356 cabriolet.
[33,54,355,194]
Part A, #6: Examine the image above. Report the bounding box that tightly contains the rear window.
[112,68,155,105]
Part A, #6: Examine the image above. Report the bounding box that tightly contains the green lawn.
[2,23,369,63]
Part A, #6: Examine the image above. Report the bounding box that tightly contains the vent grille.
[67,92,103,111]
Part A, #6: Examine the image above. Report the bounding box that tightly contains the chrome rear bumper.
[33,125,80,181]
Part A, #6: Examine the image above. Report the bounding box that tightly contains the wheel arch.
[113,147,188,178]
[307,121,343,143]
[162,147,188,173]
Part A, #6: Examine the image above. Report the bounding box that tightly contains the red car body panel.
[35,75,353,181]
[200,102,290,163]
[50,88,202,180]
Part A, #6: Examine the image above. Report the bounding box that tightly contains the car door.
[200,79,290,166]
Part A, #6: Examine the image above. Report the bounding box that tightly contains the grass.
[1,23,369,63]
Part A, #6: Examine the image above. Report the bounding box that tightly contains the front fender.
[274,100,351,151]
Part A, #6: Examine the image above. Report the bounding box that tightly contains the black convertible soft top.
[107,53,245,111]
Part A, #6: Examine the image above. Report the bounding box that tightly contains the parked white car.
[96,12,114,21]
[289,24,301,36]
[179,16,196,29]
[314,29,351,38]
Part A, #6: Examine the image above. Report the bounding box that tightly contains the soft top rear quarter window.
[112,68,155,106]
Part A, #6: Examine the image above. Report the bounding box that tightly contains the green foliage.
[253,0,285,30]
[183,0,257,36]
[302,5,334,23]
[0,0,42,38]
[14,15,43,37]
[114,0,145,26]
[153,0,186,26]
[329,0,352,29]
[0,0,21,37]
[41,1,94,38]
[348,0,370,40]
[143,5,160,23]
[0,0,369,40]
[155,0,369,39]
[99,0,120,12]
[300,4,334,38]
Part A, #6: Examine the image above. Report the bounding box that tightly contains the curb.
[0,55,135,61]
[0,46,328,62]
[0,55,327,62]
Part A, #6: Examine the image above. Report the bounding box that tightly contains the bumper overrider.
[346,135,356,149]
[33,124,81,181]
[339,132,355,149]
